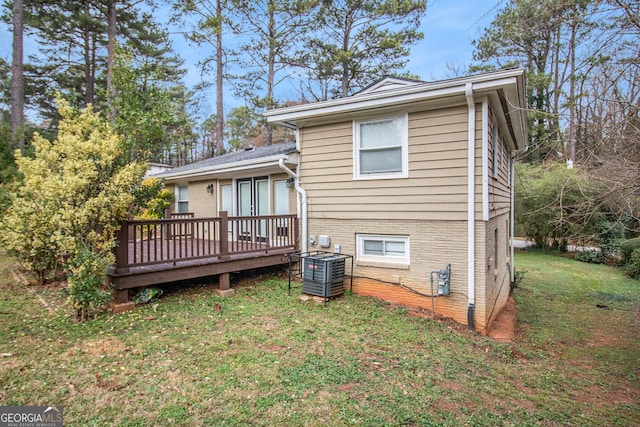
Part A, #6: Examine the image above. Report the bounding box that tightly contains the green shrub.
[593,220,624,258]
[620,238,640,263]
[514,162,602,250]
[574,250,604,264]
[623,248,640,279]
[67,246,113,321]
[0,97,147,286]
[133,177,172,220]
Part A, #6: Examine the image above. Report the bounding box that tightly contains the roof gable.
[357,76,424,95]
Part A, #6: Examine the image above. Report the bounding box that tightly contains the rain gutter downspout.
[278,130,307,253]
[465,83,476,331]
[510,155,515,284]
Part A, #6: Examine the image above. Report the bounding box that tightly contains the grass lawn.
[0,249,638,426]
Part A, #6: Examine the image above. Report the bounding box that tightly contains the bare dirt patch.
[487,296,518,342]
[80,337,126,357]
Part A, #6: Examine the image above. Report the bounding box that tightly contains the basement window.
[356,234,410,266]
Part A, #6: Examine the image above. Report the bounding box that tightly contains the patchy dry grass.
[0,249,638,426]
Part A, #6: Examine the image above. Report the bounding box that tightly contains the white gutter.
[482,98,489,221]
[160,154,292,181]
[278,137,307,253]
[465,83,476,331]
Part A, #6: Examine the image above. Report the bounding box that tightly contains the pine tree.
[301,0,426,99]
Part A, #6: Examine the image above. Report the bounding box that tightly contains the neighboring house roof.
[155,142,298,182]
[146,162,174,177]
[265,68,527,151]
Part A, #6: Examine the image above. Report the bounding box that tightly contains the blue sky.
[0,0,504,116]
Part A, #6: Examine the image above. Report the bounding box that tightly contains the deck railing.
[115,211,298,272]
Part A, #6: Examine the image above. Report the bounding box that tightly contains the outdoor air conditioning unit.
[302,253,346,298]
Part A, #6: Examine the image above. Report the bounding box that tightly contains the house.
[263,69,527,333]
[156,143,300,220]
[108,143,301,304]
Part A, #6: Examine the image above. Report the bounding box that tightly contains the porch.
[108,211,299,302]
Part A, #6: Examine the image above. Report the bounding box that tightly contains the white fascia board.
[160,154,297,182]
[265,69,526,126]
[265,85,464,125]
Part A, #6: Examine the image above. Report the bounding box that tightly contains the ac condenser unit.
[302,253,346,298]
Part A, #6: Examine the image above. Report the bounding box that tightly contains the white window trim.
[356,234,410,266]
[353,114,409,180]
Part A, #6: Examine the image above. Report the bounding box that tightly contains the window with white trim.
[357,234,410,265]
[354,115,408,179]
[176,185,189,213]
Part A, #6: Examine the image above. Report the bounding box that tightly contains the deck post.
[219,273,230,290]
[115,289,129,303]
[220,211,230,260]
[115,220,130,273]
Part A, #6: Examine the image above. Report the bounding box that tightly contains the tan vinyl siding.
[300,105,474,221]
[188,180,217,217]
[297,101,512,331]
[488,107,512,218]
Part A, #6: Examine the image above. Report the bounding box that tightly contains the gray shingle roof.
[154,142,297,177]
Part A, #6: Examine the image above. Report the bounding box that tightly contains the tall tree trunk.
[567,15,577,169]
[552,24,562,156]
[106,0,117,121]
[265,0,275,146]
[341,11,353,97]
[10,0,25,153]
[215,0,224,156]
[84,1,94,105]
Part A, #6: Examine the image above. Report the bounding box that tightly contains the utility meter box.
[436,264,451,296]
[319,235,331,248]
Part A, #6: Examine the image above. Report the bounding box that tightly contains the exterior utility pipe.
[278,157,308,253]
[510,155,515,284]
[465,82,476,331]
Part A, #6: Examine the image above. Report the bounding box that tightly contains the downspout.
[278,130,307,253]
[509,155,515,284]
[481,98,489,221]
[465,83,476,331]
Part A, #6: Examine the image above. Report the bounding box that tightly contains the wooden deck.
[108,212,299,302]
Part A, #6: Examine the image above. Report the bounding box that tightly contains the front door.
[237,177,269,241]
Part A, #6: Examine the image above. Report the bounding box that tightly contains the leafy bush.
[619,238,640,263]
[623,248,640,279]
[573,250,604,264]
[0,97,147,287]
[593,220,624,258]
[133,177,172,219]
[515,162,602,250]
[67,246,113,321]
